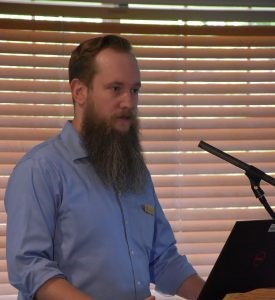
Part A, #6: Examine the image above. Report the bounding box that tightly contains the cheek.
[97,100,116,117]
[88,93,116,120]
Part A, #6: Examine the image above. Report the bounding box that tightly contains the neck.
[72,117,82,134]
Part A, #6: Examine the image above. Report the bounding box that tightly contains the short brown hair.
[68,34,132,86]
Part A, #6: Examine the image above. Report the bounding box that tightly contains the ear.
[70,78,88,106]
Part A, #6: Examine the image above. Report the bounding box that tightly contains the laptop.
[198,219,275,300]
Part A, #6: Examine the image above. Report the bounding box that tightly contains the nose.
[119,91,137,110]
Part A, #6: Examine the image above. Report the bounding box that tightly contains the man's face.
[79,47,146,193]
[85,48,141,134]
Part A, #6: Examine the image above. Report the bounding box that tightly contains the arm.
[35,278,156,300]
[148,177,201,297]
[149,189,198,296]
[35,277,93,300]
[176,274,205,300]
[5,157,66,298]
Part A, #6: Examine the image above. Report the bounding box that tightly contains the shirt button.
[125,220,128,225]
[131,250,134,255]
[137,281,141,285]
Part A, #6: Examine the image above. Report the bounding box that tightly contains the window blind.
[1,1,275,298]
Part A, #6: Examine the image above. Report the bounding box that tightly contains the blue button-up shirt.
[5,121,196,300]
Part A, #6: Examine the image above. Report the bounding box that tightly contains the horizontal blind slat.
[1,93,275,106]
[2,68,275,82]
[0,283,17,296]
[3,162,275,176]
[2,150,275,164]
[153,185,275,198]
[2,128,275,141]
[1,116,275,129]
[1,80,275,93]
[142,139,275,152]
[1,19,275,36]
[2,55,275,70]
[1,139,275,153]
[1,2,275,22]
[2,42,275,58]
[3,105,275,118]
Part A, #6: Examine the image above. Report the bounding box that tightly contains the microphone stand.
[198,141,275,220]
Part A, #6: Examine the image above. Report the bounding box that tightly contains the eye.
[131,87,140,95]
[111,86,121,93]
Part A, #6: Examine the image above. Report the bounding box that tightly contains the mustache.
[111,110,136,121]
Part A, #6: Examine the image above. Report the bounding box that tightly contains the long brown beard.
[81,105,147,194]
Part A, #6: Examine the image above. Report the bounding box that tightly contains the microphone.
[198,140,275,219]
[198,140,275,187]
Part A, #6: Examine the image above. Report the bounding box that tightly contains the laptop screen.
[198,219,275,300]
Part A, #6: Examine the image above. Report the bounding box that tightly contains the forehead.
[94,48,140,82]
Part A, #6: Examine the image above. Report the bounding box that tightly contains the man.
[5,35,204,300]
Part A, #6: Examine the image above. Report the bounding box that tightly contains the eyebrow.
[134,82,142,88]
[107,81,141,87]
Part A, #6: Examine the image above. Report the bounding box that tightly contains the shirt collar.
[60,121,88,161]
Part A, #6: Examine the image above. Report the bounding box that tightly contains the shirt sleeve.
[149,185,197,296]
[4,155,65,299]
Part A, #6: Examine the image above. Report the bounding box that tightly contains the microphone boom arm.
[198,140,275,219]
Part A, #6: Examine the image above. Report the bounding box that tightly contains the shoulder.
[13,134,63,175]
